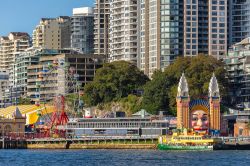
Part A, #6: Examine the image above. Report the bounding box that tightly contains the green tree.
[142,55,229,115]
[18,97,31,105]
[142,71,170,115]
[84,61,149,106]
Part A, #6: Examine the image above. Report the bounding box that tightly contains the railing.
[220,136,250,143]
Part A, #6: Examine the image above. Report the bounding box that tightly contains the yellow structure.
[159,130,222,145]
[0,107,26,136]
[0,105,55,125]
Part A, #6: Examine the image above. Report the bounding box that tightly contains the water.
[0,150,249,166]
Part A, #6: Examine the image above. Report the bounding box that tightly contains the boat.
[157,129,222,150]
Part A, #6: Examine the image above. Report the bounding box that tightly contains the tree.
[84,61,149,106]
[142,71,170,115]
[18,97,31,105]
[142,55,229,115]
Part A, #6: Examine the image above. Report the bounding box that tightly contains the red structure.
[49,95,69,137]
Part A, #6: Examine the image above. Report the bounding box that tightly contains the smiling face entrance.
[191,110,208,131]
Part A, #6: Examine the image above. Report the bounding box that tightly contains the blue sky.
[0,0,94,36]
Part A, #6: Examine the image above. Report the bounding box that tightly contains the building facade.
[27,51,103,102]
[139,0,182,76]
[234,113,250,137]
[0,32,31,71]
[183,0,227,58]
[66,117,171,138]
[109,0,138,63]
[14,47,44,98]
[94,0,228,77]
[138,0,227,77]
[228,0,250,46]
[94,0,110,60]
[0,32,31,106]
[0,108,26,137]
[71,7,94,54]
[224,38,250,109]
[32,17,71,49]
[0,70,9,108]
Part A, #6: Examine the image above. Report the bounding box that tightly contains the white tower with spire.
[209,73,221,131]
[177,73,189,98]
[176,73,190,129]
[209,73,220,98]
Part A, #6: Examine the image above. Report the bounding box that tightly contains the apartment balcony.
[112,3,124,9]
[111,16,123,22]
[110,46,124,51]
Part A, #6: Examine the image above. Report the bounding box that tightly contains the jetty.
[1,135,250,150]
[214,136,250,150]
[0,136,157,149]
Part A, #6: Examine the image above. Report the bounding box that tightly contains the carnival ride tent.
[0,105,55,125]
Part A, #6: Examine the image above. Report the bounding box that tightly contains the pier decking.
[1,136,250,150]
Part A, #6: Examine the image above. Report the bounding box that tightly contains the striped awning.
[189,99,209,110]
[0,105,56,125]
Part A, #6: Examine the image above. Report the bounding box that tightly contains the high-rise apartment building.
[14,47,42,98]
[228,0,250,46]
[32,16,71,49]
[0,32,31,106]
[139,0,227,77]
[183,0,227,58]
[71,7,94,53]
[139,0,181,76]
[224,38,250,108]
[94,0,110,60]
[94,0,138,62]
[94,0,227,77]
[0,32,31,70]
[109,0,138,63]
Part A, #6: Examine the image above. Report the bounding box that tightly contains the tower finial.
[209,73,220,98]
[177,73,189,97]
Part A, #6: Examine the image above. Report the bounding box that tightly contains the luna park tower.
[176,73,221,131]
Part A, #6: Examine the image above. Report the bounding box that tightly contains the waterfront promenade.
[1,135,250,150]
[0,136,157,149]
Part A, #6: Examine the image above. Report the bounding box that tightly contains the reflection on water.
[0,150,250,166]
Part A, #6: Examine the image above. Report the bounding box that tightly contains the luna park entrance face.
[191,110,208,131]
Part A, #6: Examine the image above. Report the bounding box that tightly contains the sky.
[0,0,94,36]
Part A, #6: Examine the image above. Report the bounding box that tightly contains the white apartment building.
[0,32,31,101]
[109,0,138,63]
[0,32,31,70]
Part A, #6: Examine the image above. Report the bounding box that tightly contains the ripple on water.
[0,150,250,166]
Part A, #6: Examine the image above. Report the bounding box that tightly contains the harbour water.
[0,150,249,166]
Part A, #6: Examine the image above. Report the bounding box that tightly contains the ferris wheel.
[34,58,82,137]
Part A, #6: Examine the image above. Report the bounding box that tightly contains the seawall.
[27,143,156,149]
[24,137,158,149]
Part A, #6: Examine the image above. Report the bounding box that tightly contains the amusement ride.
[34,58,82,137]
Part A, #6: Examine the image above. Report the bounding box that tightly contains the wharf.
[0,136,158,149]
[214,136,250,150]
[1,136,250,150]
